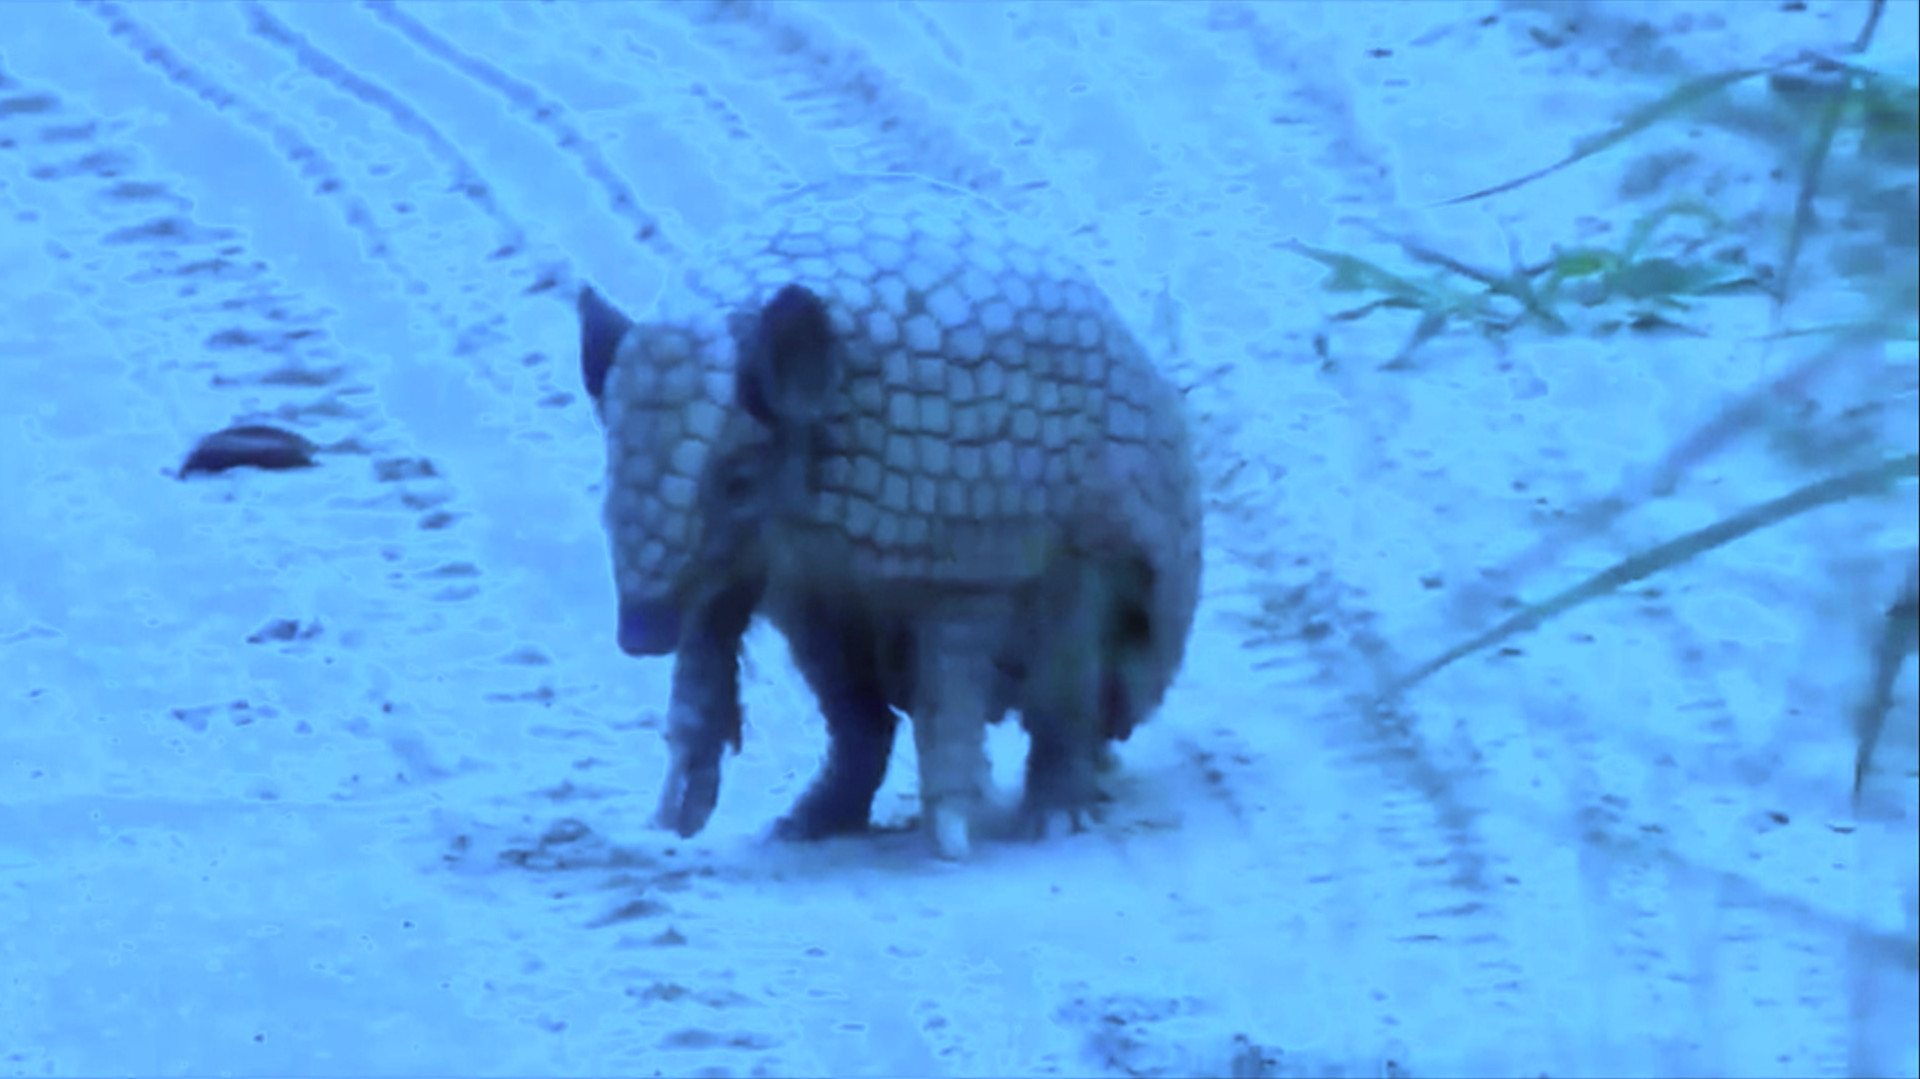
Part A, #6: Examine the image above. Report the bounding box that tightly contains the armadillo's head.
[579,285,768,656]
[568,282,840,656]
[576,282,840,657]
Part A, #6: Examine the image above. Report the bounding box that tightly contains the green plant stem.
[1388,453,1920,697]
[1774,66,1852,326]
[1855,558,1919,799]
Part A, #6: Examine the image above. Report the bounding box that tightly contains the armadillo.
[580,174,1203,857]
[582,283,1146,849]
[726,279,1177,841]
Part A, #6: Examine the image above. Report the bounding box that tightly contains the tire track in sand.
[358,0,684,256]
[80,0,455,336]
[203,5,1550,1070]
[0,5,628,806]
[43,8,825,1059]
[0,58,473,792]
[668,0,1020,197]
[5,5,1685,1073]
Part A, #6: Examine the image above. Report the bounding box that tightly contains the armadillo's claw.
[652,755,720,839]
[652,717,727,839]
[1015,747,1109,841]
[771,784,876,841]
[1009,803,1050,842]
[929,802,974,861]
[1011,793,1107,842]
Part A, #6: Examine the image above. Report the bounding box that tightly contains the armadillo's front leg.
[912,610,998,861]
[772,598,900,840]
[652,582,757,838]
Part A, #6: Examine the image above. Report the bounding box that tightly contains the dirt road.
[2,3,1913,1075]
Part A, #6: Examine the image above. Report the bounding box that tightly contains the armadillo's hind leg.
[911,610,998,861]
[1013,634,1108,840]
[774,602,898,840]
[1014,557,1148,838]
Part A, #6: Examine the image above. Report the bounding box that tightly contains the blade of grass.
[1611,257,1761,301]
[1449,330,1878,627]
[1854,557,1918,799]
[1538,246,1622,302]
[1444,63,1793,206]
[1331,297,1424,323]
[1382,309,1451,370]
[1851,0,1888,54]
[1389,452,1920,696]
[1361,224,1568,332]
[1620,200,1725,262]
[1773,64,1853,324]
[1284,241,1433,300]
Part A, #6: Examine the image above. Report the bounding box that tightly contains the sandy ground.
[1,2,1915,1076]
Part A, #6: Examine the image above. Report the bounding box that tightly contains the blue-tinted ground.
[0,2,1914,1076]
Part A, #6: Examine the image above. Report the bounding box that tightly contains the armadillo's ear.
[735,283,837,430]
[578,285,633,404]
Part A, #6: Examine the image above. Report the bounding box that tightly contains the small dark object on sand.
[179,424,319,478]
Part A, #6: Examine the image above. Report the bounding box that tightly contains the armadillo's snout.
[617,596,684,656]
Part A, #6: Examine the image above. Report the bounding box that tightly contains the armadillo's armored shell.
[1075,355,1203,736]
[597,175,1202,713]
